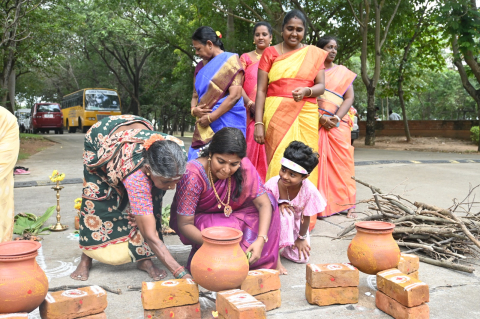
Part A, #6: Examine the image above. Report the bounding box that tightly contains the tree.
[442,0,480,150]
[0,0,44,113]
[347,0,403,145]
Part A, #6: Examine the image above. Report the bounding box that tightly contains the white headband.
[281,157,308,175]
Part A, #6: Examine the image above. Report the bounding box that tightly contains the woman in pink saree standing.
[240,22,273,182]
[170,127,280,270]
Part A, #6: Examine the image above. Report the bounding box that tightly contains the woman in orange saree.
[240,22,272,182]
[254,10,328,193]
[312,36,357,228]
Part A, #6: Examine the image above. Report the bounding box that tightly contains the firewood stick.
[397,242,434,251]
[417,201,480,250]
[394,215,458,224]
[394,227,469,240]
[414,202,451,215]
[419,210,456,222]
[417,255,474,273]
[447,213,480,250]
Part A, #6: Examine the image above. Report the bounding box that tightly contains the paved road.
[13,134,480,318]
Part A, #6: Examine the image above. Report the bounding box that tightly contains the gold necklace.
[254,49,262,60]
[208,162,232,217]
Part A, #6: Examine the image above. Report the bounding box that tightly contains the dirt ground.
[354,136,479,153]
[19,134,56,160]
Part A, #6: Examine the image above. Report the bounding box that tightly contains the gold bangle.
[307,87,313,97]
[254,122,264,126]
[207,115,212,123]
[191,108,195,117]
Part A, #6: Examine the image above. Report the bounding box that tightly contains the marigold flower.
[143,134,165,150]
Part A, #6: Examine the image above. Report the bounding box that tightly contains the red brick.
[254,290,281,311]
[0,314,28,319]
[376,291,429,319]
[397,253,420,274]
[376,269,429,307]
[409,270,419,280]
[306,263,359,288]
[39,286,107,319]
[144,302,201,319]
[240,269,281,296]
[141,278,199,310]
[305,283,358,306]
[216,289,266,319]
[78,312,107,319]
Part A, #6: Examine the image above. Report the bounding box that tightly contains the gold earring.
[253,41,255,44]
[270,41,273,44]
[146,173,150,176]
[208,156,211,161]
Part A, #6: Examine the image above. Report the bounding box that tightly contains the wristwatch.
[258,235,268,243]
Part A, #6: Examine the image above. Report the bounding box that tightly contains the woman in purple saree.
[170,127,280,269]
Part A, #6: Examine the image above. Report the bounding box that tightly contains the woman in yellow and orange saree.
[313,36,357,227]
[254,10,328,193]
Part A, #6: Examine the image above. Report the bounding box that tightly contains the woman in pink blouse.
[71,115,191,282]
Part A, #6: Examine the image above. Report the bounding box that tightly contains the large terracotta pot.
[0,241,49,314]
[191,227,249,292]
[347,221,400,275]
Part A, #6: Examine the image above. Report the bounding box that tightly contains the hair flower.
[144,134,165,150]
[216,31,222,38]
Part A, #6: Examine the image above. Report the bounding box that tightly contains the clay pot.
[190,227,249,292]
[0,241,49,314]
[75,216,80,230]
[347,221,400,275]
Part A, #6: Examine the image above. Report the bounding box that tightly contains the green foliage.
[161,205,171,229]
[13,206,56,236]
[471,127,480,144]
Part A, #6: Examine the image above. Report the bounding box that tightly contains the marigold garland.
[143,134,165,150]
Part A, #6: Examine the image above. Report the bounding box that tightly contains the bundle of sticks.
[338,178,480,273]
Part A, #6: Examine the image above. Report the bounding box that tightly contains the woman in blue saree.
[189,26,247,160]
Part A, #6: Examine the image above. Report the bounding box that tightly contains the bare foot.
[137,259,167,281]
[276,258,288,275]
[347,209,357,219]
[70,253,92,281]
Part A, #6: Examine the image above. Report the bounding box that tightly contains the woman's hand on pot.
[293,238,311,260]
[254,124,265,145]
[246,238,265,264]
[193,104,210,118]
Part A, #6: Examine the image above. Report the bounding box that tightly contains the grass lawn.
[18,133,55,160]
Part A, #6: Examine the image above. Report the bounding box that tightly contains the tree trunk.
[386,97,389,120]
[381,98,384,120]
[6,69,15,111]
[181,114,186,137]
[365,86,376,145]
[477,98,480,151]
[398,77,411,142]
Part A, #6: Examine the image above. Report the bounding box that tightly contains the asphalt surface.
[12,132,480,318]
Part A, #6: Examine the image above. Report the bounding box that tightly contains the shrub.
[471,126,479,144]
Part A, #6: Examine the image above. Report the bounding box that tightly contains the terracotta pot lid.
[355,221,395,231]
[202,227,243,241]
[0,240,42,257]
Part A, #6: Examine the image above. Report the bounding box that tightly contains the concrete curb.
[14,177,83,188]
[13,159,480,189]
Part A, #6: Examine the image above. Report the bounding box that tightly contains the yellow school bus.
[61,88,122,133]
